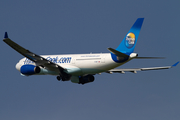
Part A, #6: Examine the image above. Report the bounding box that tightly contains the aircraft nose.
[15,62,21,71]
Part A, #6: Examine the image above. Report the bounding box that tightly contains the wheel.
[57,76,61,81]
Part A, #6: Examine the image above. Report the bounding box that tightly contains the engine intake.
[20,65,40,75]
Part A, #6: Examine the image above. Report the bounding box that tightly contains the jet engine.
[79,75,95,84]
[20,65,40,75]
[71,75,95,84]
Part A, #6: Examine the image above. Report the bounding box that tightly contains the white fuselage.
[16,53,132,76]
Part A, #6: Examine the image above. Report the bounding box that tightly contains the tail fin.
[116,18,144,55]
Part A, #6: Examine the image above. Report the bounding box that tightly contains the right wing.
[107,62,179,74]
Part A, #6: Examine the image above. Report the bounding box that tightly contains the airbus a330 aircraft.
[3,18,179,84]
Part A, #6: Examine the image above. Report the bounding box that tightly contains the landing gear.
[56,66,72,82]
[56,75,71,81]
[57,76,61,81]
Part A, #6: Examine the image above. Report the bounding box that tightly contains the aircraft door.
[72,56,76,64]
[101,55,105,63]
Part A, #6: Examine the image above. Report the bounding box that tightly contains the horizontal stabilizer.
[107,48,129,58]
[134,57,165,59]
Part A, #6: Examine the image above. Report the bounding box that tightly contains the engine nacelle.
[79,75,95,84]
[71,75,95,84]
[20,65,41,75]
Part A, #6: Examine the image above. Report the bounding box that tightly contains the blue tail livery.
[116,18,144,55]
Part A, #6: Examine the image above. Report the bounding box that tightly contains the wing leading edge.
[107,61,179,74]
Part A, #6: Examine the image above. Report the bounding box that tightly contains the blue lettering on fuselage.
[24,57,72,64]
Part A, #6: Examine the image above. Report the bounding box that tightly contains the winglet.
[4,32,8,39]
[172,61,179,67]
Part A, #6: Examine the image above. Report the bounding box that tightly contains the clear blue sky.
[1,0,180,120]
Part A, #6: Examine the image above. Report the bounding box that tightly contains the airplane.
[3,18,179,84]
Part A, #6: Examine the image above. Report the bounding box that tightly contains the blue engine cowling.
[20,65,41,75]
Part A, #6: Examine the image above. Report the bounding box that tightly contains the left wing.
[107,62,179,74]
[3,32,64,72]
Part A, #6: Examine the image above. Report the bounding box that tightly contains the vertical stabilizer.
[116,18,144,55]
